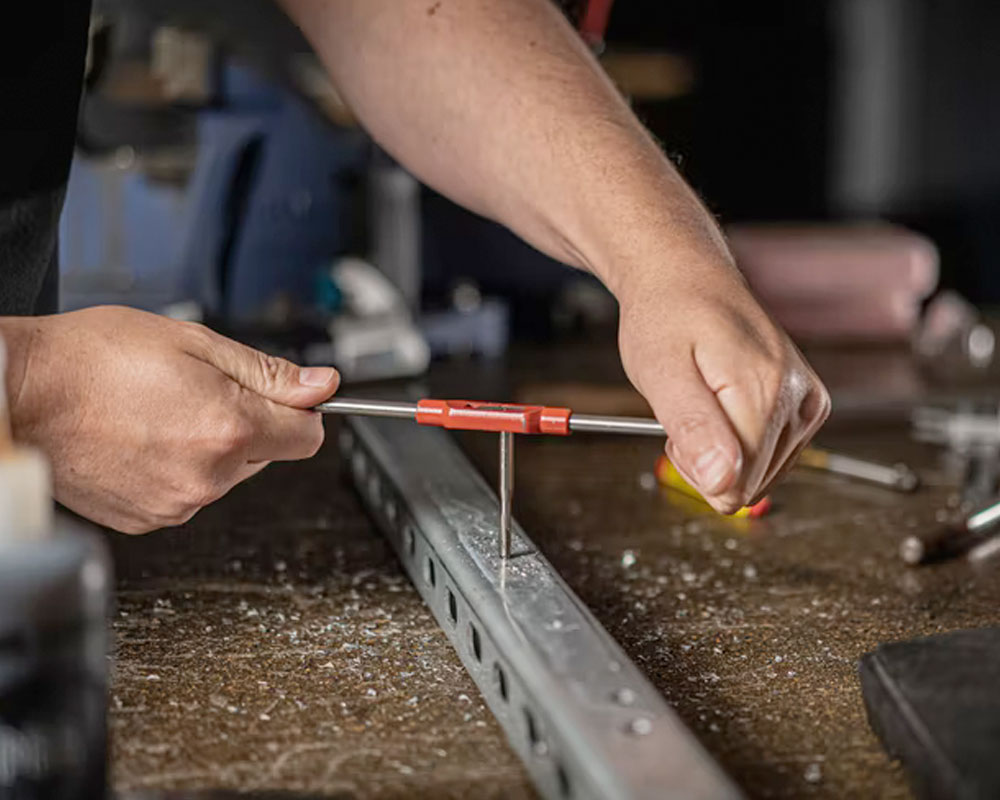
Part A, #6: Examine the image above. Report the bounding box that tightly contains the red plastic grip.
[415,399,572,435]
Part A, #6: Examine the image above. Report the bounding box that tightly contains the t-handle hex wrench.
[316,397,665,559]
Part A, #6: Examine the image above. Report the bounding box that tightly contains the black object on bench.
[860,627,1000,800]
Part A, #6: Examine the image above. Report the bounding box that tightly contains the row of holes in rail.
[339,425,575,799]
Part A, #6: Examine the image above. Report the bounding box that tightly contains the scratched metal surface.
[108,343,1000,799]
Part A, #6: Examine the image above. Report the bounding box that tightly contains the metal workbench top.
[107,344,1000,799]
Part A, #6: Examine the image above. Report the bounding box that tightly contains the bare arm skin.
[277,0,829,511]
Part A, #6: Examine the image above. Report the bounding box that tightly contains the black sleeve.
[0,1,91,314]
[0,1,92,204]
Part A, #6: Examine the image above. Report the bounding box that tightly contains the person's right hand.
[5,305,339,533]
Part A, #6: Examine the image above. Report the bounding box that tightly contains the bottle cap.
[0,447,53,542]
[0,336,54,543]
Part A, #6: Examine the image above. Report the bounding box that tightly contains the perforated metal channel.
[337,416,742,800]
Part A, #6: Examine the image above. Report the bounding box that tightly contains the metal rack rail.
[338,412,741,800]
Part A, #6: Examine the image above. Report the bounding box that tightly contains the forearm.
[277,0,732,298]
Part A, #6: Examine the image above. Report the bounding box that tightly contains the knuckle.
[256,352,291,392]
[180,319,216,351]
[180,318,208,336]
[670,412,711,440]
[800,377,832,425]
[212,414,253,454]
[817,383,833,420]
[172,476,222,515]
[748,357,795,413]
[758,361,787,398]
[174,505,202,527]
[785,364,811,397]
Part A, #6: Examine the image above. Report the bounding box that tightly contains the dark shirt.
[0,1,91,314]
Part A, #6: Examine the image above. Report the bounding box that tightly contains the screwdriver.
[900,496,1000,565]
[797,446,920,493]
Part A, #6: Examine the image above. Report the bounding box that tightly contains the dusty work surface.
[106,446,528,799]
[109,344,1000,799]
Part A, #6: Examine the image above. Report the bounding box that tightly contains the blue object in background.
[59,152,191,311]
[60,64,368,318]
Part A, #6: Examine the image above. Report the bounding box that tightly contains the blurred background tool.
[913,403,1000,451]
[958,450,1000,512]
[900,497,1000,566]
[654,455,772,518]
[798,447,920,492]
[913,291,997,372]
[308,258,430,383]
[913,403,1000,509]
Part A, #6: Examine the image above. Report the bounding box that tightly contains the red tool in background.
[578,0,615,49]
[318,396,663,559]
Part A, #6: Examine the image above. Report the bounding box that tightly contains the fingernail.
[299,367,337,387]
[693,447,734,494]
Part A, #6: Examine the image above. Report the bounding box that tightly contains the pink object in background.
[726,224,939,342]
